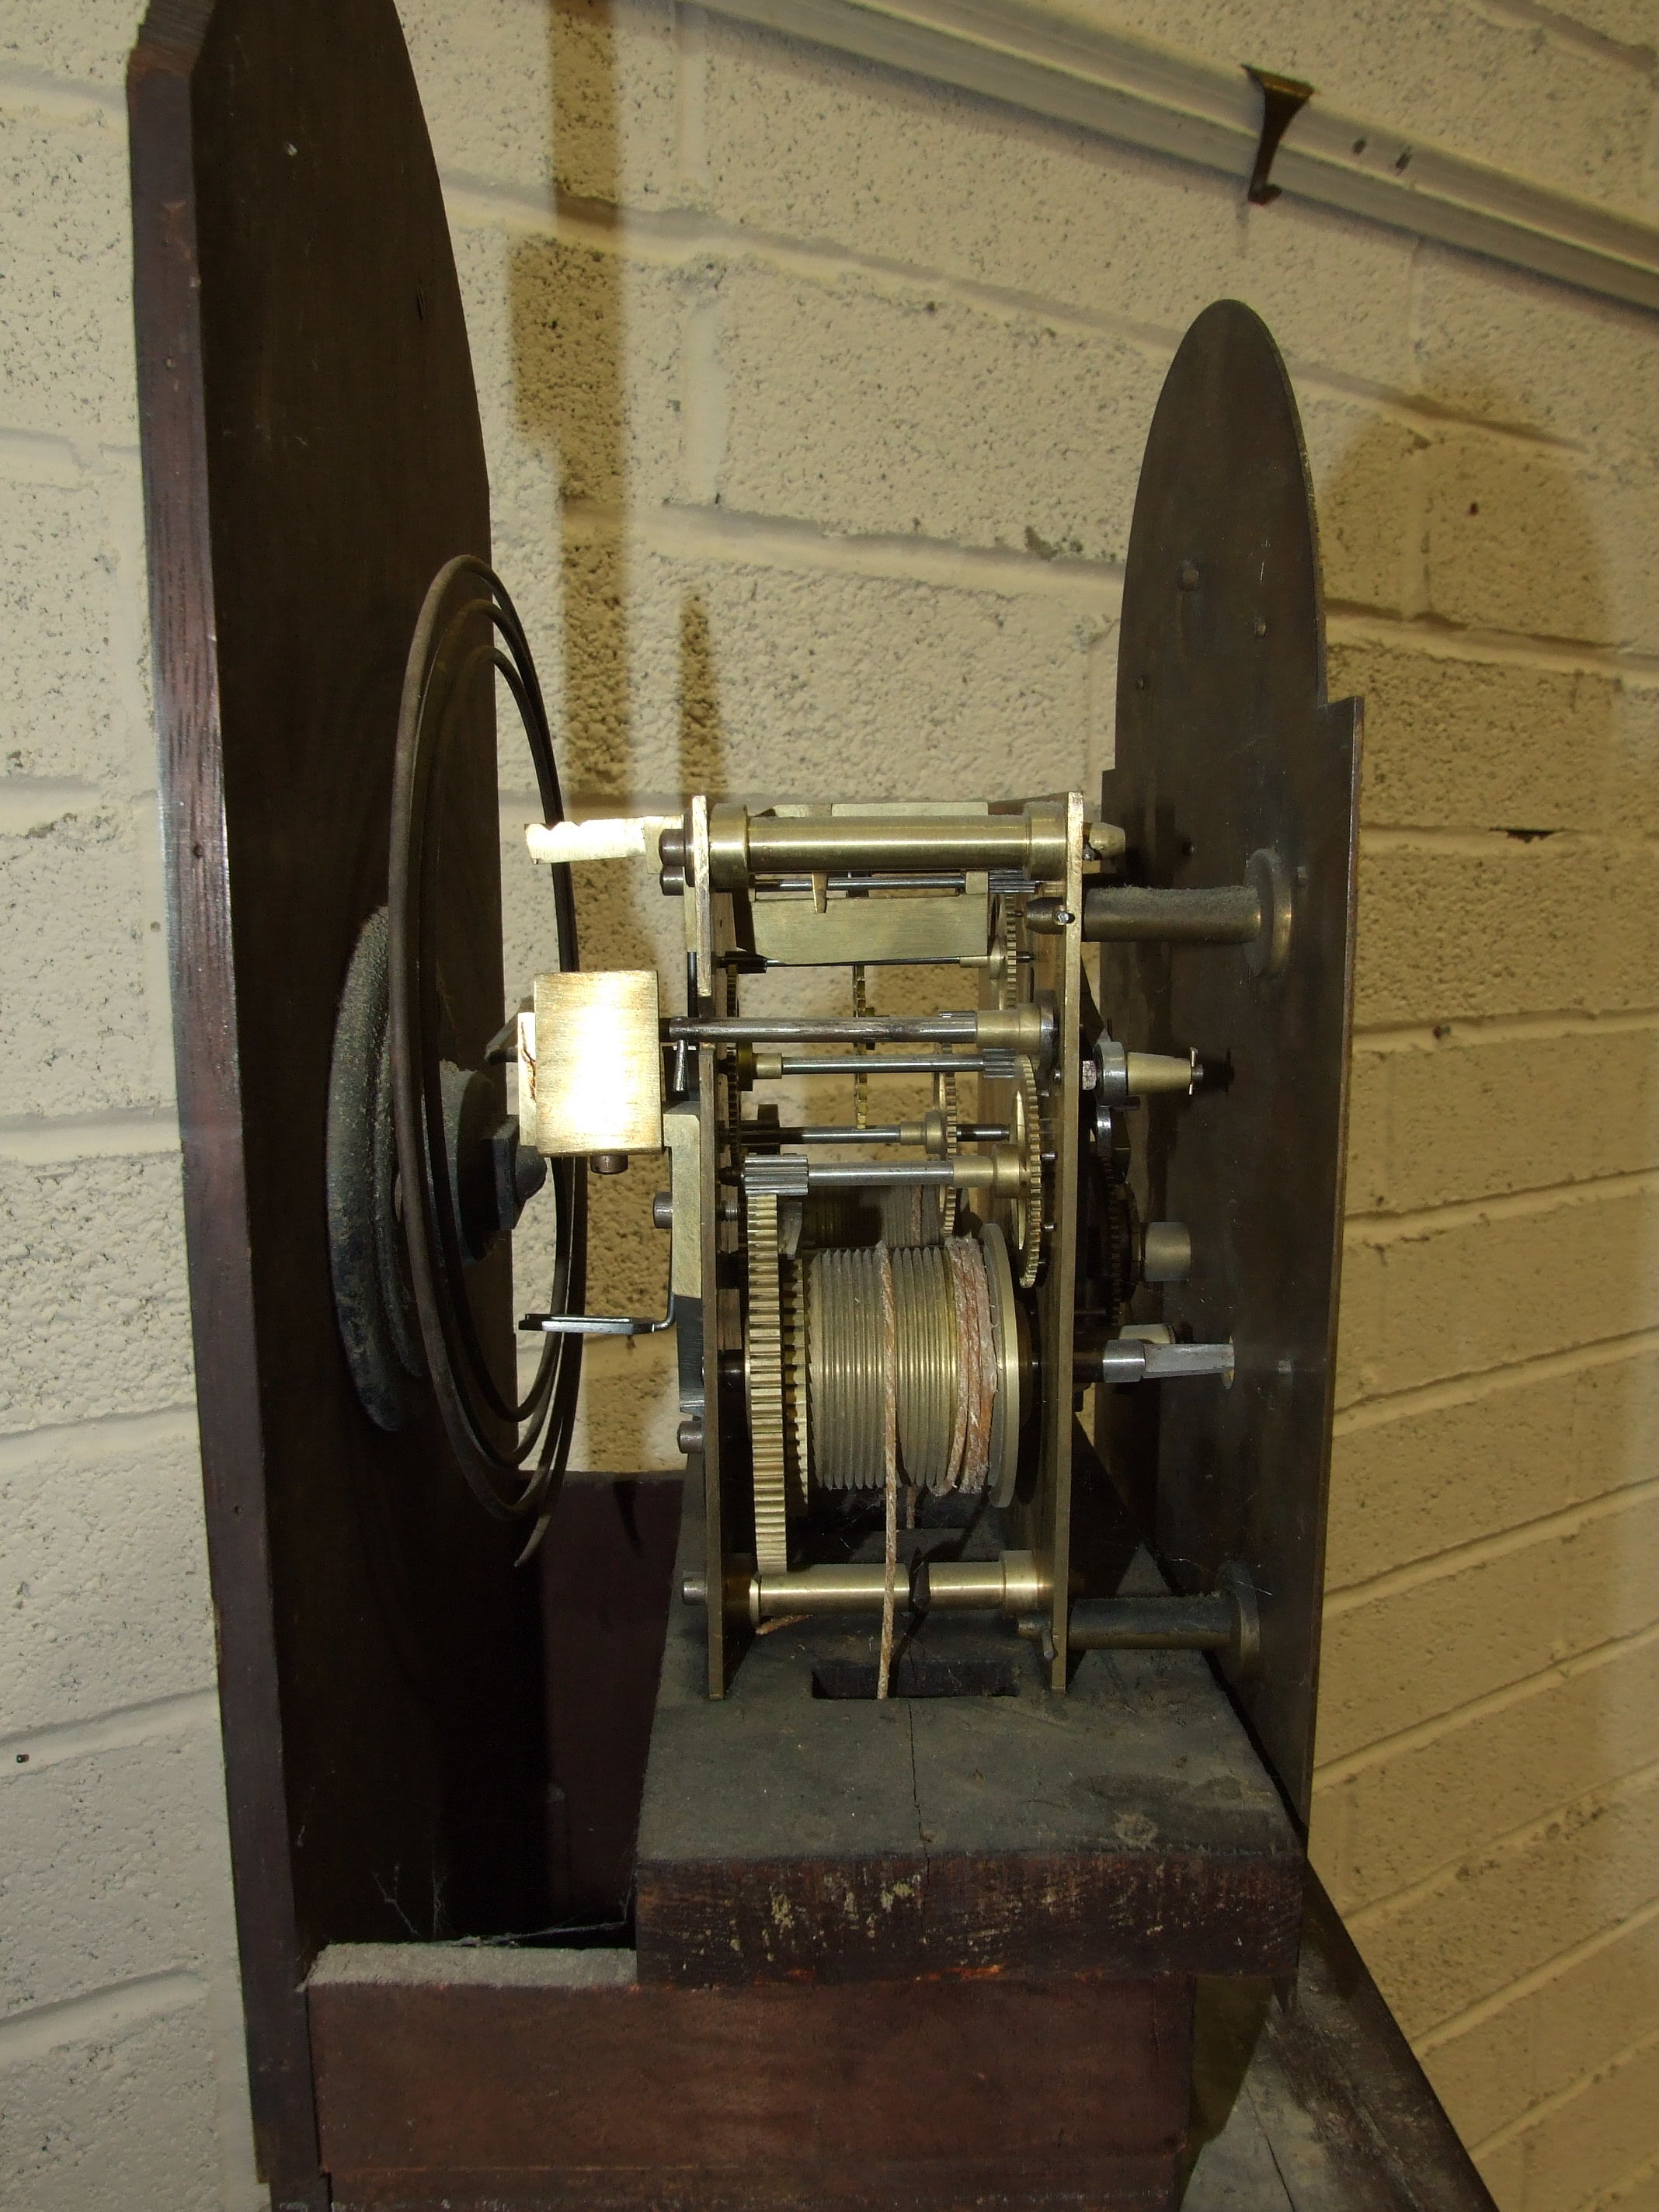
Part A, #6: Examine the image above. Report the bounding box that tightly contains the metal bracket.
[1245,66,1314,205]
[520,1298,678,1338]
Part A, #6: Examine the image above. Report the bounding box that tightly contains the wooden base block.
[638,1469,1302,1987]
[309,1947,1193,2210]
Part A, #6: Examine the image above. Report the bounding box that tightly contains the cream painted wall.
[1,2,1654,2206]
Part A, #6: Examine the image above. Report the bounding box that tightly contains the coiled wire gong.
[389,557,586,1522]
[328,558,588,1526]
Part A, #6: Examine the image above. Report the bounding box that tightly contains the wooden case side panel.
[310,1965,1192,2207]
[130,0,544,2194]
[129,9,325,2200]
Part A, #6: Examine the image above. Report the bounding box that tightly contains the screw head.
[1178,560,1200,591]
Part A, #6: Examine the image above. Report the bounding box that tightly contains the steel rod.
[670,1007,1046,1051]
[1083,882,1261,944]
[776,1052,989,1076]
[1066,1593,1234,1649]
[673,1013,975,1044]
[718,809,1069,887]
[805,1160,958,1187]
[1097,1338,1235,1384]
[765,872,969,892]
[765,1122,1010,1145]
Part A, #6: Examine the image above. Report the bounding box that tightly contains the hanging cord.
[876,1243,899,1700]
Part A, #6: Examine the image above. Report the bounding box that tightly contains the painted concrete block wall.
[0,2,1653,2209]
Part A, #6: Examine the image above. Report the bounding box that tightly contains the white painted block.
[0,806,165,1117]
[0,1984,227,2212]
[403,0,679,207]
[0,107,134,444]
[1,1726,236,2018]
[701,19,1419,387]
[0,471,126,789]
[0,1414,214,1730]
[0,1152,193,1434]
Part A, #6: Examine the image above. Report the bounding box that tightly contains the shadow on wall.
[1315,383,1657,2200]
[506,0,726,1470]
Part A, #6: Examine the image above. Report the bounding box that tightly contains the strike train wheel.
[327,558,587,1525]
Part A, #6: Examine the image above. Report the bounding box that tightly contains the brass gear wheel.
[781,1252,810,1514]
[1012,1055,1045,1289]
[994,898,1024,1010]
[744,1185,790,1571]
[934,1067,959,1237]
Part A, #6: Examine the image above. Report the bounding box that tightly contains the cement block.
[402,0,678,207]
[1299,396,1421,614]
[1101,0,1658,214]
[1472,2137,1525,2210]
[1345,1023,1659,1216]
[1608,680,1659,836]
[701,19,1418,387]
[1420,1912,1659,2150]
[0,470,126,789]
[1328,634,1656,836]
[454,220,690,517]
[1414,248,1659,477]
[0,1417,214,1730]
[1590,2147,1659,2211]
[565,1333,682,1471]
[1353,1765,1657,2040]
[0,3,148,92]
[1353,835,1658,1028]
[1580,0,1659,37]
[0,106,134,443]
[1316,1635,1658,1911]
[1542,0,1659,42]
[0,806,164,1118]
[0,1988,223,2212]
[486,534,1097,801]
[711,258,1162,560]
[1327,1344,1658,1588]
[1,1726,238,2016]
[1422,432,1659,651]
[1316,1487,1658,1764]
[1337,1177,1658,1407]
[1508,2040,1659,2212]
[0,1152,194,1434]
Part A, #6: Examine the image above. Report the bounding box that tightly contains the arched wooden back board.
[1100,301,1362,1833]
[130,3,543,2196]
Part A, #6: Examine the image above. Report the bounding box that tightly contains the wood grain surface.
[309,1946,1192,2210]
[130,2,544,2198]
[635,1465,1303,1985]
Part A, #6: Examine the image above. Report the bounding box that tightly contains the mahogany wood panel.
[309,1952,1192,2211]
[541,1476,683,1928]
[130,2,542,2199]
